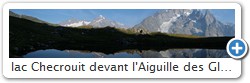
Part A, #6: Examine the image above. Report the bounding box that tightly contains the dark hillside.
[9,16,233,57]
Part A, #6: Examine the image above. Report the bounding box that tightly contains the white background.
[1,0,250,83]
[1,3,242,79]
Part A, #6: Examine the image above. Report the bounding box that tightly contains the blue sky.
[10,9,235,26]
[209,9,235,24]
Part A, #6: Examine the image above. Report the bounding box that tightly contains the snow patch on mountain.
[159,21,172,32]
[191,20,196,23]
[159,14,179,32]
[59,15,127,28]
[192,28,203,33]
[184,11,191,16]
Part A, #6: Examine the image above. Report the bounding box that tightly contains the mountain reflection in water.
[23,49,230,58]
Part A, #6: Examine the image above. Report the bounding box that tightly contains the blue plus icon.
[232,42,242,54]
[230,40,245,56]
[227,38,248,59]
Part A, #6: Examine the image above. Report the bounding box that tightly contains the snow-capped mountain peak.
[99,15,105,19]
[92,15,106,23]
[134,9,234,37]
[59,15,128,28]
[59,18,90,27]
[89,15,127,28]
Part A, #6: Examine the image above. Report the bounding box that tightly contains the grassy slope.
[9,16,233,57]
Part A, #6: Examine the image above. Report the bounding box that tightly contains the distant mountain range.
[59,18,90,27]
[10,9,235,37]
[59,15,127,28]
[133,9,235,37]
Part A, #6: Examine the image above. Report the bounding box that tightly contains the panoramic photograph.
[9,9,235,58]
